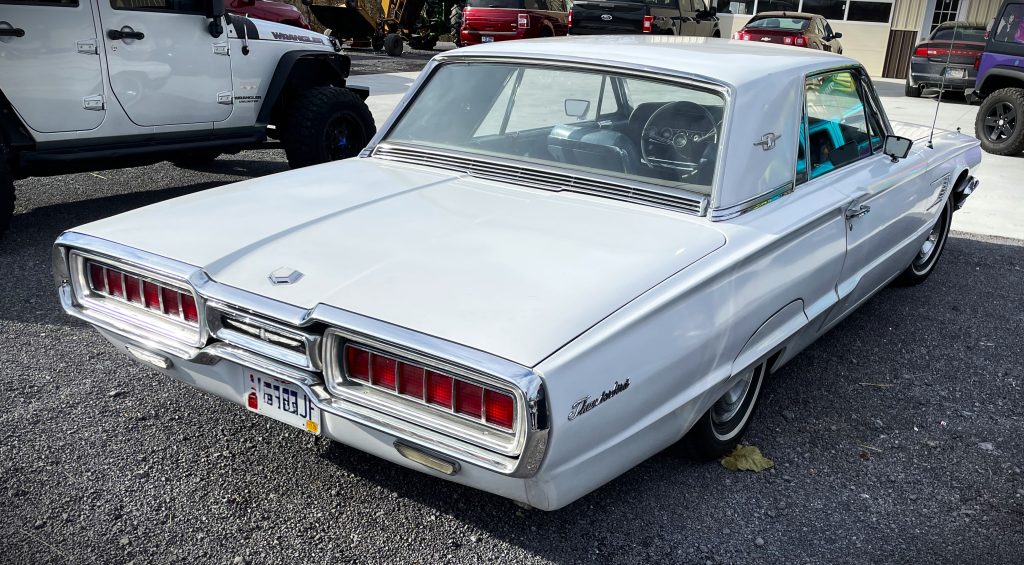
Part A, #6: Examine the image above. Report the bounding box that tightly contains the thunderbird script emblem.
[568,379,630,421]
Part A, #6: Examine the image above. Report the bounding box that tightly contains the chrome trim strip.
[373,143,708,216]
[710,181,795,221]
[206,299,322,372]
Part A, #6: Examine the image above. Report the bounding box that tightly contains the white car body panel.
[54,37,983,510]
[0,4,334,142]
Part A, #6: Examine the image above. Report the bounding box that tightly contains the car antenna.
[928,21,960,149]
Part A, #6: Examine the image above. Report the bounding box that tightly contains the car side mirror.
[564,98,591,120]
[832,31,842,39]
[205,0,226,37]
[883,135,912,161]
[708,5,716,15]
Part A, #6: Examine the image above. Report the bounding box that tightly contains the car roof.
[933,20,986,29]
[749,11,818,19]
[442,36,855,90]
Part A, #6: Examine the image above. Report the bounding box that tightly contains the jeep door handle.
[107,28,145,41]
[0,26,25,38]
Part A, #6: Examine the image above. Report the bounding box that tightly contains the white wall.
[716,14,892,75]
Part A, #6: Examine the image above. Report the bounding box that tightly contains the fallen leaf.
[721,444,774,472]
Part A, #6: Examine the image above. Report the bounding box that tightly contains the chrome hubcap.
[711,372,753,425]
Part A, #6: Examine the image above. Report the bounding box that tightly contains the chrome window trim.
[67,249,205,348]
[709,181,795,221]
[367,56,730,216]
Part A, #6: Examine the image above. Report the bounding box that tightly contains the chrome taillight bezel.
[68,250,205,348]
[205,300,322,372]
[322,328,526,457]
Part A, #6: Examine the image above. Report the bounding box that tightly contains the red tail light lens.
[455,380,483,419]
[793,35,807,47]
[105,269,124,298]
[517,12,529,28]
[345,345,371,381]
[975,54,981,70]
[143,281,161,310]
[735,32,751,40]
[88,263,105,291]
[398,363,424,399]
[180,293,198,323]
[371,354,397,390]
[124,275,142,304]
[426,370,454,409]
[342,345,518,430]
[638,14,655,32]
[568,8,572,27]
[161,287,179,317]
[484,389,515,429]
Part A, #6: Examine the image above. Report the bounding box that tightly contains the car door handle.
[0,26,25,38]
[845,204,870,219]
[107,28,145,41]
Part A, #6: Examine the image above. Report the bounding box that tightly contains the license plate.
[481,36,494,43]
[244,369,321,435]
[944,67,966,79]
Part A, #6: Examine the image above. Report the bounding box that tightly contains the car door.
[675,0,697,35]
[0,0,106,133]
[800,69,936,328]
[95,0,232,127]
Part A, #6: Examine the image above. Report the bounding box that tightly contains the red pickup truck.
[460,0,569,46]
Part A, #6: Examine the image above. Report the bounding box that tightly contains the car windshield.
[932,26,987,41]
[746,16,811,30]
[385,63,726,193]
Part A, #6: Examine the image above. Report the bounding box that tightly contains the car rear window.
[992,3,1024,44]
[932,26,987,42]
[746,16,811,30]
[467,0,524,8]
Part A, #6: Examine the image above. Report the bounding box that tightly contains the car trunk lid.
[914,40,984,65]
[570,0,647,35]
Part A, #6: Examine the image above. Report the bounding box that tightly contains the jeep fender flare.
[258,51,369,128]
[976,65,1024,98]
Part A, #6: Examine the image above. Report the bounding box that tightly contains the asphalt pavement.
[1,51,1023,565]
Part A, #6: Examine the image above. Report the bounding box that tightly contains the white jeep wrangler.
[0,0,375,235]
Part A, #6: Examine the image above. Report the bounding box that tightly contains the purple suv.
[973,0,1024,155]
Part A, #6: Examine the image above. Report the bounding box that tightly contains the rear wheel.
[283,87,376,169]
[905,76,922,98]
[683,360,767,460]
[384,33,403,57]
[895,196,952,286]
[976,87,1024,155]
[0,147,14,237]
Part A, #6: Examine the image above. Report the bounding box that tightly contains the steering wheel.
[640,101,720,179]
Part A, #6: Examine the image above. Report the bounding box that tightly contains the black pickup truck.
[569,0,720,37]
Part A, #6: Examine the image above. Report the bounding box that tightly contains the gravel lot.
[2,63,1023,564]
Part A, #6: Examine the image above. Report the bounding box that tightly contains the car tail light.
[568,8,572,28]
[342,344,517,430]
[518,12,529,28]
[735,31,751,40]
[642,15,653,33]
[371,354,397,390]
[975,54,981,70]
[484,389,515,429]
[793,35,807,47]
[916,46,977,58]
[85,260,199,326]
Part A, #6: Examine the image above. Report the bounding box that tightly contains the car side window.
[992,3,1024,44]
[824,21,834,37]
[803,70,878,179]
[109,0,204,13]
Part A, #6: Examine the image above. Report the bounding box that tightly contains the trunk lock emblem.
[269,267,303,285]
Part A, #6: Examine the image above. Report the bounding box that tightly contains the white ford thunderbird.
[54,37,981,510]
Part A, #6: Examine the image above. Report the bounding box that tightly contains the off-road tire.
[283,87,375,169]
[384,33,403,57]
[0,148,13,237]
[169,150,221,167]
[905,77,922,98]
[371,35,384,52]
[976,87,1024,156]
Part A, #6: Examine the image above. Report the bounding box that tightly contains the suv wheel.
[283,87,376,169]
[976,87,1024,155]
[0,147,13,236]
[384,33,403,57]
[905,76,922,98]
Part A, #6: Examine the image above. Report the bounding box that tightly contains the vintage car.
[53,37,981,511]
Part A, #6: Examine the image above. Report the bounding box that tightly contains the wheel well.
[978,71,1024,98]
[261,52,353,129]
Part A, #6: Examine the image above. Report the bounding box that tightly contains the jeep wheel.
[0,148,14,237]
[976,87,1024,155]
[905,77,922,98]
[170,150,221,168]
[384,33,403,57]
[283,87,375,169]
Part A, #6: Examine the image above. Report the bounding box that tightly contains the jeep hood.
[75,158,725,366]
